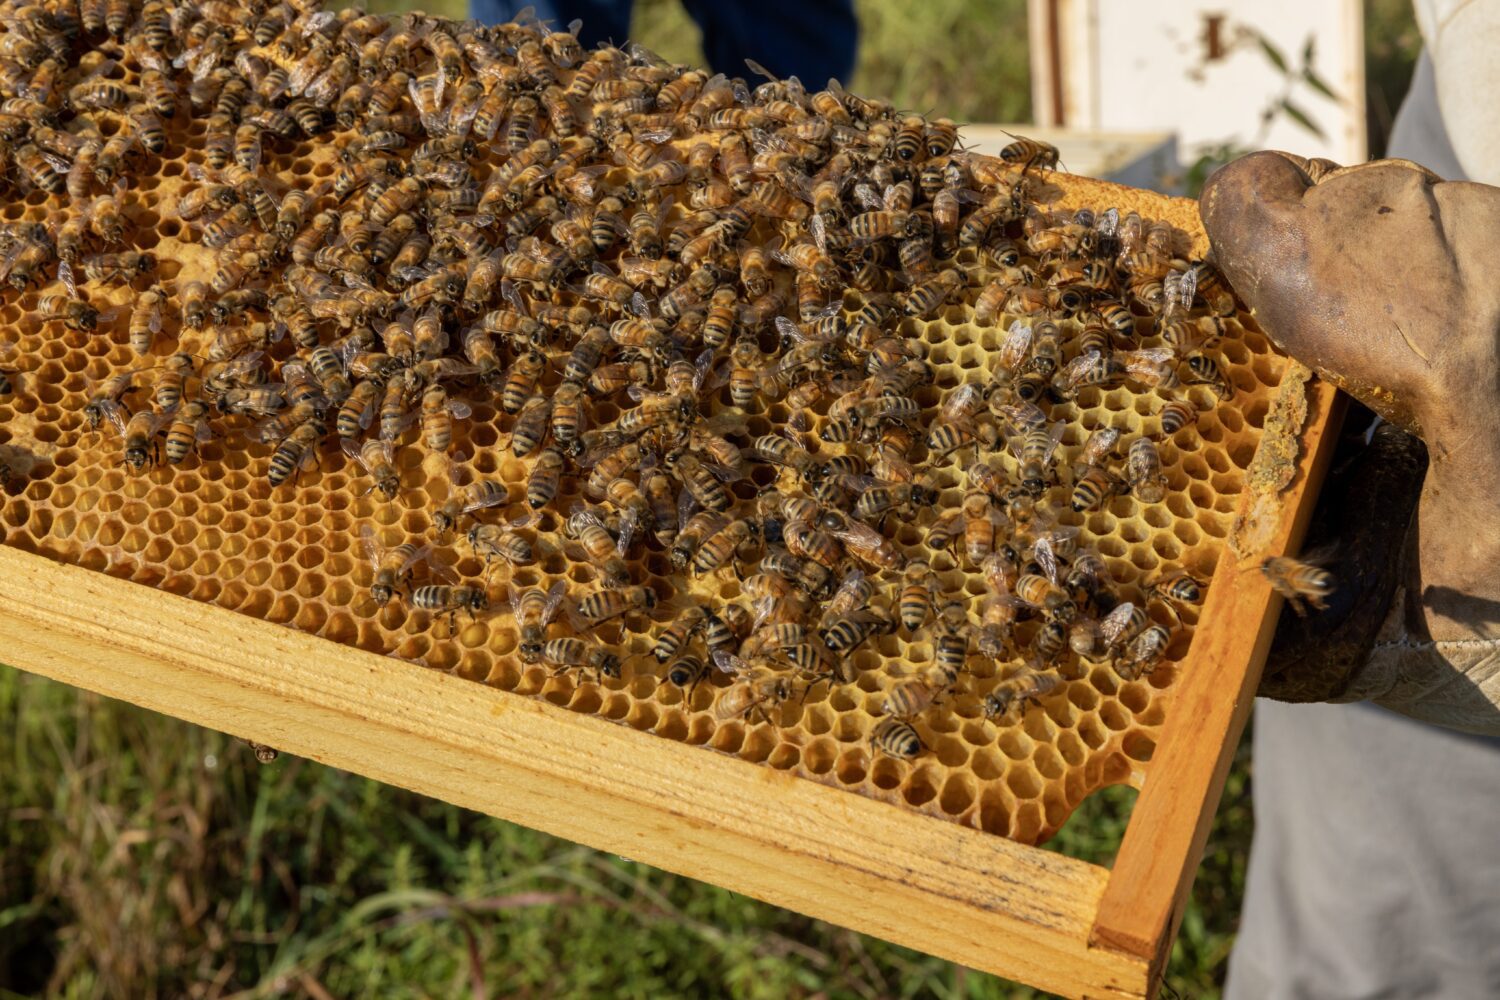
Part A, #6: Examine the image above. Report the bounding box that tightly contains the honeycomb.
[0,4,1287,846]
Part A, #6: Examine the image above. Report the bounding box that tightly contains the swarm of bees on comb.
[0,0,1300,842]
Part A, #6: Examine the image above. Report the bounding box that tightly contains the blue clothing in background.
[468,0,858,86]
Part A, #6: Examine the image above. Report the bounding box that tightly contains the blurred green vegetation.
[0,667,1244,998]
[2,2,1422,998]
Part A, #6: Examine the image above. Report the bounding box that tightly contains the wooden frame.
[0,375,1342,999]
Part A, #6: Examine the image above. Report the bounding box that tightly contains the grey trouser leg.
[1226,700,1500,999]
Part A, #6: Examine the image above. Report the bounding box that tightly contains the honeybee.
[983,669,1063,720]
[360,525,432,607]
[1126,437,1167,503]
[1149,569,1205,615]
[713,666,792,724]
[345,437,399,499]
[513,582,567,662]
[1011,423,1065,497]
[127,287,165,356]
[38,294,101,331]
[1116,623,1172,680]
[897,560,936,632]
[412,584,489,636]
[263,411,324,487]
[527,444,567,509]
[834,519,904,572]
[567,507,634,588]
[870,717,923,759]
[1071,465,1127,512]
[1259,555,1336,616]
[468,514,535,569]
[571,585,656,629]
[693,518,758,577]
[999,135,1060,173]
[542,637,622,680]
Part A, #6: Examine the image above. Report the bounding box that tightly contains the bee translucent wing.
[428,558,458,586]
[446,399,472,420]
[1099,602,1138,644]
[359,524,382,565]
[398,543,432,576]
[852,182,883,212]
[743,57,774,80]
[1097,207,1119,238]
[773,315,802,344]
[1123,347,1178,372]
[712,649,751,676]
[1042,422,1066,459]
[998,320,1034,371]
[996,400,1047,435]
[98,398,128,434]
[616,509,638,553]
[460,487,507,516]
[542,579,566,622]
[1034,536,1059,584]
[58,259,77,297]
[490,274,526,315]
[1061,351,1105,383]
[567,18,583,33]
[630,292,651,318]
[940,383,982,423]
[676,487,698,532]
[808,213,828,254]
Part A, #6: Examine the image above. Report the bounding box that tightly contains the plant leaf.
[1281,98,1326,138]
[1256,32,1290,75]
[1302,35,1316,66]
[1303,67,1339,101]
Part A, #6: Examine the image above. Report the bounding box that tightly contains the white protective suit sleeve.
[1414,0,1500,185]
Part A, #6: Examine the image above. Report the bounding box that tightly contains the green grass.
[0,665,1249,998]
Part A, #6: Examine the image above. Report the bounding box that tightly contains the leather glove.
[1201,151,1500,734]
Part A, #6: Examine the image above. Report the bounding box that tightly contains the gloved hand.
[1200,151,1500,734]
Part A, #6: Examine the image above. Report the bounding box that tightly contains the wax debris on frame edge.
[0,0,1330,840]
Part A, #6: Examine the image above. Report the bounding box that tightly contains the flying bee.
[412,584,489,637]
[870,717,923,760]
[360,525,432,607]
[1259,555,1336,616]
[513,582,567,662]
[1125,437,1167,503]
[983,670,1064,720]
